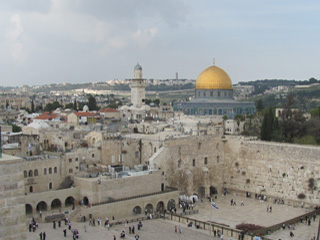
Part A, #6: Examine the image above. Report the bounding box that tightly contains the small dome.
[134,63,142,71]
[195,65,232,90]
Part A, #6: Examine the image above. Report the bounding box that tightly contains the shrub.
[236,223,263,232]
[297,193,306,199]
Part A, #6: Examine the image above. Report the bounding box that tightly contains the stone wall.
[79,190,179,220]
[0,154,27,239]
[74,170,164,204]
[153,135,225,197]
[224,137,320,204]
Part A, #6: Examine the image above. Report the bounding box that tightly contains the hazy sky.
[1,0,319,87]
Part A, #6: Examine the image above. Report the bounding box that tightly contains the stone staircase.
[148,146,166,170]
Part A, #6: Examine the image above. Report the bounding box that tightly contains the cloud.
[133,28,158,47]
[5,14,27,64]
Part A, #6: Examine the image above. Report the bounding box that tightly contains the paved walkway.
[27,193,318,240]
[27,218,223,240]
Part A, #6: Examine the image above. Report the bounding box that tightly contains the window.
[44,168,47,175]
[49,182,52,190]
[154,147,157,153]
[49,167,52,174]
[92,154,95,158]
[198,143,201,150]
[204,157,208,165]
[28,170,33,177]
[111,155,115,164]
[24,171,27,178]
[192,159,195,167]
[75,158,79,162]
[69,158,72,163]
[178,160,181,168]
[217,155,220,162]
[29,186,33,193]
[69,169,73,173]
[54,167,57,173]
[135,151,139,158]
[34,169,38,177]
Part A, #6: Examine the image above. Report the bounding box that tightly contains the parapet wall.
[0,155,27,240]
[224,137,320,204]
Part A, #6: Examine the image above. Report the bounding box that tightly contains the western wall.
[152,135,320,205]
[224,136,320,205]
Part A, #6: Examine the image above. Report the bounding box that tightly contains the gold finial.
[213,58,215,65]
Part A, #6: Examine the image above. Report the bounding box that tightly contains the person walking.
[63,228,67,237]
[179,224,182,234]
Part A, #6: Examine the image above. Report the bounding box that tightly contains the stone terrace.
[27,193,318,240]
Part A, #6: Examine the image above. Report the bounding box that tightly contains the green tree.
[280,94,306,142]
[73,98,78,111]
[65,103,74,109]
[260,107,274,141]
[309,107,319,118]
[31,99,35,113]
[88,94,98,111]
[44,101,62,112]
[11,124,22,132]
[293,136,318,145]
[256,99,264,112]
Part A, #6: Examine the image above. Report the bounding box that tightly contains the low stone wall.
[78,190,179,221]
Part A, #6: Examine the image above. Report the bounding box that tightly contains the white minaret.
[130,63,146,108]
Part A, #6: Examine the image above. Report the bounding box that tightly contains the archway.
[210,186,218,196]
[156,201,164,212]
[65,196,75,207]
[36,201,47,212]
[83,196,89,206]
[144,204,153,213]
[51,199,62,210]
[25,204,33,214]
[167,199,175,210]
[133,206,141,215]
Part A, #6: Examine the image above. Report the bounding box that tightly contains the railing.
[251,208,320,236]
[91,188,178,207]
[168,213,244,239]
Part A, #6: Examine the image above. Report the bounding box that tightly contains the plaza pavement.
[27,193,318,240]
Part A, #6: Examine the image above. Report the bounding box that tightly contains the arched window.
[29,186,33,193]
[34,169,38,177]
[28,170,33,177]
[24,171,27,178]
[49,182,52,190]
[44,168,47,175]
[54,167,57,174]
[49,168,52,174]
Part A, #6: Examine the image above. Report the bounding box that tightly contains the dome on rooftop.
[195,64,232,90]
[134,63,142,71]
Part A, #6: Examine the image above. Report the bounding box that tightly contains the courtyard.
[27,193,318,240]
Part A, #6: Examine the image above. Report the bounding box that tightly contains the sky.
[0,0,320,87]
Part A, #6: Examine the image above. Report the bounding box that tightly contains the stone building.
[173,63,255,118]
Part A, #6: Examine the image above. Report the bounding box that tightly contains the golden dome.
[195,65,233,90]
